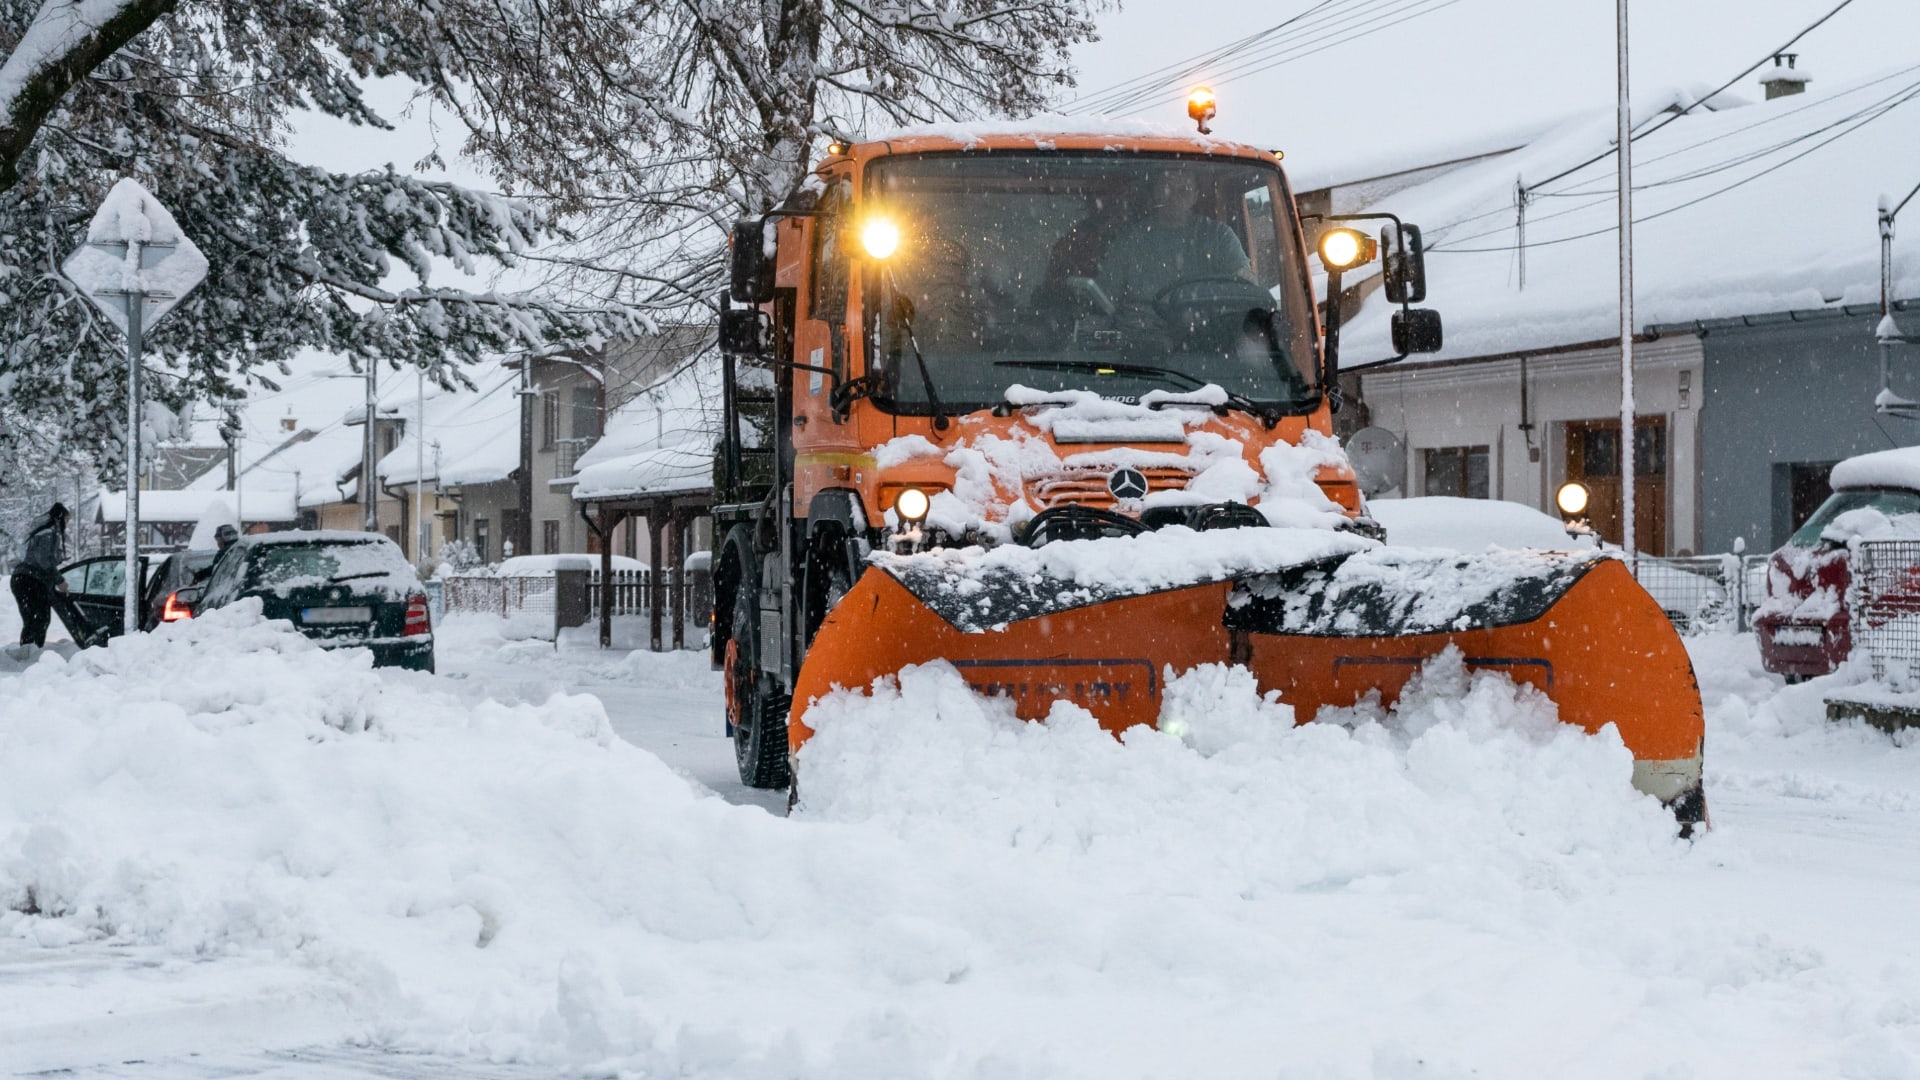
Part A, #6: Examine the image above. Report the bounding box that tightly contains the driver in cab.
[1098,169,1252,326]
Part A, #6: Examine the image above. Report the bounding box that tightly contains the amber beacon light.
[1187,86,1217,134]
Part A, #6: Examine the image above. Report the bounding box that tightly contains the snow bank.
[25,603,1920,1075]
[2,601,1733,1077]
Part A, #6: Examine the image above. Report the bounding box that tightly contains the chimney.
[281,408,297,433]
[1760,53,1811,100]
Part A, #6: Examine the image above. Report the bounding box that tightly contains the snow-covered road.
[5,601,1920,1079]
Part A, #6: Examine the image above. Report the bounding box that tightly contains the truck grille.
[1029,468,1192,509]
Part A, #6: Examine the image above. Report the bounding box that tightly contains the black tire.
[802,529,858,648]
[725,538,791,790]
[1672,784,1709,840]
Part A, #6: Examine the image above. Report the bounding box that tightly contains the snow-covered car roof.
[1830,446,1920,492]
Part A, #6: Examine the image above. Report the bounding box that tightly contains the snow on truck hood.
[874,388,1352,542]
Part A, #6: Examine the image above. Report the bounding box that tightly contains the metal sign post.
[62,180,208,634]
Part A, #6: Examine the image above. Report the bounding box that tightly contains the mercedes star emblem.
[1107,467,1149,500]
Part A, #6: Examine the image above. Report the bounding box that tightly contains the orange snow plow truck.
[711,111,1705,828]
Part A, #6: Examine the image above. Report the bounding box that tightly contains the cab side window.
[811,178,852,323]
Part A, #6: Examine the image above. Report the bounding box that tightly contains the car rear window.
[1790,489,1920,547]
[246,541,417,597]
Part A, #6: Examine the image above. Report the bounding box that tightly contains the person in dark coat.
[10,503,69,647]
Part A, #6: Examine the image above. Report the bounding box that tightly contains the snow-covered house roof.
[570,355,721,501]
[97,488,297,524]
[1339,67,1920,366]
[376,364,521,488]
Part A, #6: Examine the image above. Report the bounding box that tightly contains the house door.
[1564,416,1668,556]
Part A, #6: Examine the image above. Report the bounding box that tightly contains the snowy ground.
[4,594,1920,1078]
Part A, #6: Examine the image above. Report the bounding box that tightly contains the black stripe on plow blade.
[1224,549,1606,638]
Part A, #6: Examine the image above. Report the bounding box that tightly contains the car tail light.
[403,594,431,636]
[160,591,193,622]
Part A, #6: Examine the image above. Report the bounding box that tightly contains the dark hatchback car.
[188,531,434,671]
[58,548,220,638]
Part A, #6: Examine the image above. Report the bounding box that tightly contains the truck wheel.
[728,572,791,790]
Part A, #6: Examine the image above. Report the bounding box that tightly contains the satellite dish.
[1346,426,1406,497]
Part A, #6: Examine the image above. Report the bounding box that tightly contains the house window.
[383,423,400,455]
[571,386,601,442]
[474,518,490,563]
[1423,445,1489,498]
[542,519,560,554]
[541,393,560,450]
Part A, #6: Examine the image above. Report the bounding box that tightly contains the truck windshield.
[864,152,1317,414]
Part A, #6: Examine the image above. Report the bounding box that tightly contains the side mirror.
[1381,223,1427,304]
[718,307,768,356]
[728,219,775,304]
[1391,308,1443,354]
[174,585,204,612]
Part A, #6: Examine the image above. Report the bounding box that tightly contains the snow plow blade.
[791,542,1705,817]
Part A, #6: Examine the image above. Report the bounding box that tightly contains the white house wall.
[1357,335,1706,553]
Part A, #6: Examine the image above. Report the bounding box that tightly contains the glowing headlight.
[861,217,900,259]
[1556,481,1591,517]
[894,487,930,523]
[1318,227,1374,272]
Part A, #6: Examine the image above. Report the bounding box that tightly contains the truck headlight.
[894,487,930,524]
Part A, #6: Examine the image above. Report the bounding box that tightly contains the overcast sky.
[1064,0,1920,168]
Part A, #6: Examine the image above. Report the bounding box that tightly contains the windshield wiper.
[887,289,949,431]
[327,571,390,583]
[991,359,1282,428]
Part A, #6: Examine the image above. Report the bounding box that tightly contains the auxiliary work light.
[861,217,900,259]
[1318,227,1376,273]
[1555,481,1591,517]
[894,487,931,524]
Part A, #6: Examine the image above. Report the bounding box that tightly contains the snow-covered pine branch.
[0,0,649,482]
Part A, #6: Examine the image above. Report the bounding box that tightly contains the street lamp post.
[1616,0,1637,567]
[1876,182,1920,418]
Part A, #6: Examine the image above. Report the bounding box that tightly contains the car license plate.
[303,606,371,625]
[1773,625,1823,647]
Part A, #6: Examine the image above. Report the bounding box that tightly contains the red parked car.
[1756,450,1920,681]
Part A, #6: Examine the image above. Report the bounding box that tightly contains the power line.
[1435,76,1920,254]
[1066,0,1463,118]
[1063,0,1348,115]
[1430,71,1920,252]
[1522,0,1859,193]
[1200,0,1466,95]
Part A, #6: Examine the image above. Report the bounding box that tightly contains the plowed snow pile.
[3,607,1908,1077]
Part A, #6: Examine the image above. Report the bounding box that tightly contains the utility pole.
[1616,0,1637,566]
[364,360,379,533]
[416,368,427,562]
[1875,181,1920,417]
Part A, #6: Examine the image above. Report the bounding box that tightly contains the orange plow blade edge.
[792,547,1706,819]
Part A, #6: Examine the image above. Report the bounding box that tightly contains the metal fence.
[442,573,558,619]
[440,568,709,623]
[1847,539,1920,687]
[1628,553,1770,636]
